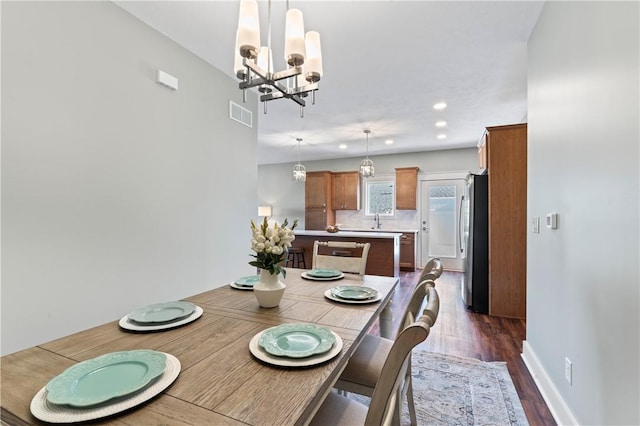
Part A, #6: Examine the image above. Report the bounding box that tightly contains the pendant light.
[292,138,306,181]
[360,129,374,178]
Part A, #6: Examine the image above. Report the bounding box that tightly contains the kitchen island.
[292,230,401,277]
[341,228,419,271]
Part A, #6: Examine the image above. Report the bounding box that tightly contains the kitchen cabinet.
[305,171,335,230]
[478,134,488,173]
[399,232,417,271]
[305,171,332,208]
[484,123,527,319]
[395,167,419,210]
[332,171,360,210]
[305,208,334,231]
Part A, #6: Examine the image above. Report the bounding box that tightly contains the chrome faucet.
[374,213,381,229]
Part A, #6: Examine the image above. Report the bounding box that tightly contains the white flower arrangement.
[250,217,298,277]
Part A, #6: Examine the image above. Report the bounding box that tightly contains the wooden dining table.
[0,268,398,425]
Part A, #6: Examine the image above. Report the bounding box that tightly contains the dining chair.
[312,241,371,275]
[418,257,443,283]
[309,314,432,426]
[334,280,440,426]
[379,275,437,341]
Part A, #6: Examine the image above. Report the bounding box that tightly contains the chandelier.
[235,0,323,118]
[292,138,306,181]
[360,130,374,178]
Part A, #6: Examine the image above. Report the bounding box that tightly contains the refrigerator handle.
[458,194,464,253]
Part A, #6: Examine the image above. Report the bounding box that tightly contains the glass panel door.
[420,179,466,271]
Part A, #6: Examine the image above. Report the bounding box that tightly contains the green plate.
[234,275,260,287]
[128,301,196,324]
[330,286,378,300]
[46,350,167,407]
[307,269,342,278]
[258,324,336,358]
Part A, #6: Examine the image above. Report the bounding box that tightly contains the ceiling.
[114,1,544,165]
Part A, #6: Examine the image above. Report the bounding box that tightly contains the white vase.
[253,269,286,308]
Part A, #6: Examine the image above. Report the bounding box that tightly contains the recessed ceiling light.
[435,120,447,127]
[436,133,447,140]
[433,102,447,111]
[385,139,394,145]
[339,144,347,149]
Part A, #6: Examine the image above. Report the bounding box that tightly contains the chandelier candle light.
[293,137,306,181]
[360,129,375,178]
[235,0,323,118]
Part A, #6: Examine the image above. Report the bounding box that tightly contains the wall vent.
[229,101,252,128]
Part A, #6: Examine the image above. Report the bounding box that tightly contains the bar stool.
[286,247,307,268]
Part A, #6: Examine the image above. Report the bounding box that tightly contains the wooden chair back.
[393,279,437,337]
[312,241,371,275]
[419,257,443,282]
[364,315,431,426]
[422,285,440,327]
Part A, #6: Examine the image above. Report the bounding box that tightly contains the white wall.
[1,2,258,355]
[525,2,639,424]
[258,148,479,228]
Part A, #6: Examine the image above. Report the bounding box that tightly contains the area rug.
[346,351,529,426]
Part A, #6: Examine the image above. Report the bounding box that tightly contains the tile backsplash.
[335,210,419,231]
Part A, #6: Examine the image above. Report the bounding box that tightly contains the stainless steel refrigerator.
[460,173,489,313]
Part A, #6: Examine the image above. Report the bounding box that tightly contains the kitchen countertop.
[295,230,402,239]
[339,228,419,234]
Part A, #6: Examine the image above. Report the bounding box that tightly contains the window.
[365,180,395,216]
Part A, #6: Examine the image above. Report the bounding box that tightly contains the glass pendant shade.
[360,159,375,178]
[257,47,274,93]
[293,138,306,181]
[284,9,306,66]
[293,164,307,181]
[234,31,247,79]
[304,31,323,82]
[257,46,273,73]
[360,129,374,178]
[237,0,260,58]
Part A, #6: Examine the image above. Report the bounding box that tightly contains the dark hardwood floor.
[374,269,557,426]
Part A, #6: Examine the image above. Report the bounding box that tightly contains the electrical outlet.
[564,357,572,385]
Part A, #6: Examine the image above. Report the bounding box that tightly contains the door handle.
[458,194,464,253]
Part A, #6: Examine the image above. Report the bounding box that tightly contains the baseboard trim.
[521,341,579,425]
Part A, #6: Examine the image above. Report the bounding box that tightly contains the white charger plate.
[230,282,253,291]
[119,306,203,332]
[30,353,180,423]
[306,269,343,278]
[323,289,382,304]
[249,329,343,367]
[128,301,196,324]
[234,275,260,287]
[258,324,335,358]
[330,286,378,300]
[301,271,345,281]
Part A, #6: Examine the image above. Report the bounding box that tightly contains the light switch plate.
[531,217,540,234]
